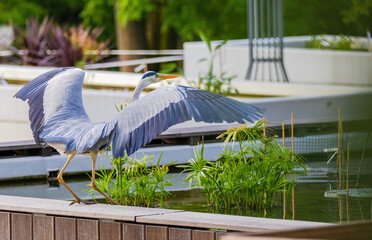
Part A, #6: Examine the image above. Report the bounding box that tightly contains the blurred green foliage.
[0,0,371,44]
[0,0,84,27]
[283,0,371,36]
[306,35,367,51]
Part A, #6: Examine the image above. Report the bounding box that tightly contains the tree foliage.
[162,0,248,41]
[283,0,372,36]
[342,0,372,33]
[0,0,84,27]
[0,0,371,48]
[80,0,372,42]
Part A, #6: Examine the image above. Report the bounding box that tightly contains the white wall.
[184,38,372,86]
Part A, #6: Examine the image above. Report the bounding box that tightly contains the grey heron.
[14,67,262,205]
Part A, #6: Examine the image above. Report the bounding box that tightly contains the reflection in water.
[166,174,372,223]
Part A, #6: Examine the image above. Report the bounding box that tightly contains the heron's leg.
[90,152,118,205]
[58,155,95,205]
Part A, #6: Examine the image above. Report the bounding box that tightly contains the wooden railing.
[0,195,330,240]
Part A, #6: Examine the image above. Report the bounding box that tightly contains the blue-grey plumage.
[14,67,262,205]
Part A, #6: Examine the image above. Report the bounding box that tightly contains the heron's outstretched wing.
[110,85,262,158]
[14,67,90,145]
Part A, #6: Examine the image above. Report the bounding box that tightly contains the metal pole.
[253,0,259,80]
[273,0,280,82]
[278,0,289,82]
[260,0,265,81]
[267,0,272,81]
[245,0,289,82]
[245,0,254,80]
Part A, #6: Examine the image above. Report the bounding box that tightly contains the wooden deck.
[222,221,372,240]
[0,195,330,240]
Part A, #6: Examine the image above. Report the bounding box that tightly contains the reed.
[291,112,295,220]
[356,133,369,188]
[337,108,343,223]
[282,122,286,219]
[346,142,350,222]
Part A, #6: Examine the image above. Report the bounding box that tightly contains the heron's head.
[132,71,179,102]
[141,71,178,85]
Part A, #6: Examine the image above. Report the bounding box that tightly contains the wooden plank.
[0,212,11,240]
[100,221,122,240]
[123,223,145,240]
[55,217,76,240]
[0,195,181,222]
[216,231,228,240]
[192,229,215,240]
[146,225,168,240]
[33,215,54,240]
[77,219,99,240]
[169,228,191,240]
[253,220,372,240]
[221,236,317,240]
[11,213,32,240]
[136,211,331,232]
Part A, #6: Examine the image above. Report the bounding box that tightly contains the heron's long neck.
[132,79,151,102]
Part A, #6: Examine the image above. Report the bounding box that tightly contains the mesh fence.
[268,119,372,190]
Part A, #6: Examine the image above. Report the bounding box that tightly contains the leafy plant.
[193,32,238,96]
[10,17,110,67]
[306,35,367,51]
[10,17,58,66]
[48,25,83,67]
[66,25,110,66]
[87,154,174,207]
[180,120,307,211]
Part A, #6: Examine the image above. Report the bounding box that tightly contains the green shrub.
[88,154,174,207]
[306,35,367,51]
[180,120,307,210]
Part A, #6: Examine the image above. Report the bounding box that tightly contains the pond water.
[0,158,371,224]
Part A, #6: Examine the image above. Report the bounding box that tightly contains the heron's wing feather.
[14,68,89,145]
[111,85,262,158]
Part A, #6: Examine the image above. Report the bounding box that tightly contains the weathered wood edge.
[0,195,332,233]
[0,195,182,222]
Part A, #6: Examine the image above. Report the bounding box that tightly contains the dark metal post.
[278,0,289,82]
[246,0,254,79]
[245,0,289,82]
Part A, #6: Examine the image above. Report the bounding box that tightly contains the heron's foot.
[69,199,97,206]
[108,200,118,205]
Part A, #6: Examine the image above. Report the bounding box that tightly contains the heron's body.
[14,67,262,205]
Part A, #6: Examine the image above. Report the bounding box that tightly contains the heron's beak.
[158,74,179,80]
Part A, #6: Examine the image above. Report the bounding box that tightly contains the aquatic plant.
[192,32,238,96]
[180,120,307,210]
[88,154,174,207]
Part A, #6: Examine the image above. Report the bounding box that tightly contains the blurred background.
[0,0,371,71]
